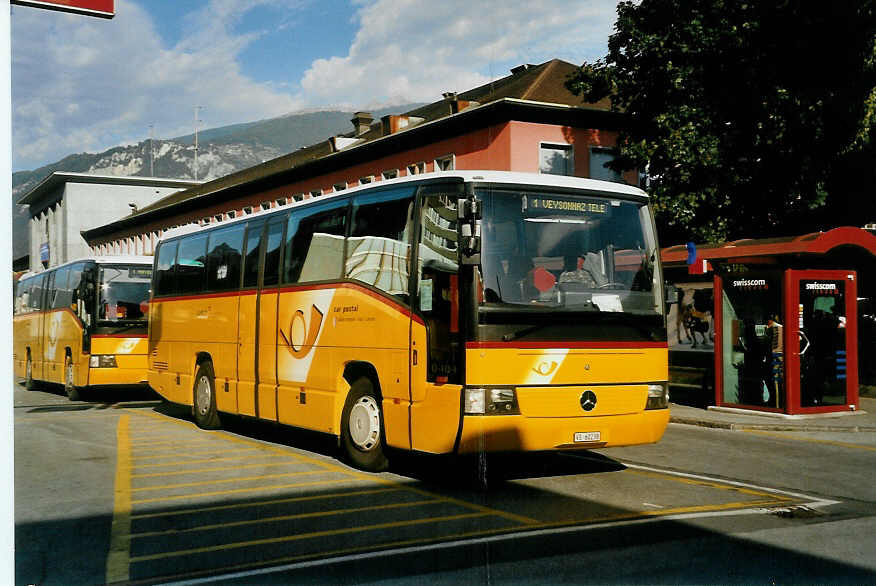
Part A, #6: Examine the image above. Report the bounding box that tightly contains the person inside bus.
[483,253,530,302]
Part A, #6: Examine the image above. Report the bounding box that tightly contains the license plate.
[574,431,601,443]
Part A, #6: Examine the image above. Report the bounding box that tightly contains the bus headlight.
[89,355,118,368]
[464,387,520,415]
[645,383,669,410]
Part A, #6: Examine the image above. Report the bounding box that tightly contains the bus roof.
[158,171,648,243]
[18,255,154,280]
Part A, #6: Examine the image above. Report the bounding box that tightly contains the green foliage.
[567,0,876,243]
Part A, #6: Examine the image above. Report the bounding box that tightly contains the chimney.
[351,111,373,136]
[443,91,472,114]
[381,115,404,136]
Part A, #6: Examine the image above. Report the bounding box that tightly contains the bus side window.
[52,266,71,309]
[175,234,208,295]
[30,274,45,312]
[207,225,245,291]
[68,263,84,310]
[154,241,179,296]
[263,218,285,287]
[348,187,416,300]
[243,220,265,289]
[283,201,347,284]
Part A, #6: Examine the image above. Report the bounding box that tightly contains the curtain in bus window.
[347,187,415,298]
[207,225,245,291]
[263,218,285,287]
[175,235,208,294]
[155,241,178,296]
[283,201,347,283]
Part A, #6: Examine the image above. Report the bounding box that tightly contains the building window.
[539,143,574,176]
[215,214,223,223]
[333,182,347,192]
[407,162,426,176]
[227,211,237,219]
[589,147,623,182]
[310,190,322,199]
[261,201,272,210]
[434,154,455,171]
[359,175,374,184]
[277,197,289,206]
[382,169,399,180]
[201,217,211,226]
[243,206,253,215]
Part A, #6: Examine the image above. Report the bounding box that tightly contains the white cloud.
[299,0,617,108]
[12,0,305,170]
[11,0,619,171]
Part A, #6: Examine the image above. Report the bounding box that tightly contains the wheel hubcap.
[349,396,380,451]
[195,375,212,416]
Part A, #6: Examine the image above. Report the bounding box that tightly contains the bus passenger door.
[237,220,265,417]
[409,193,463,454]
[256,218,284,421]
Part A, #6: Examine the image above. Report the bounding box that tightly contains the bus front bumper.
[456,409,670,454]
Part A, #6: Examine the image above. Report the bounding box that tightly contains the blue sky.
[11,0,619,172]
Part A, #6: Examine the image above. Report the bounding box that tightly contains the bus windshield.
[476,187,665,340]
[98,265,152,324]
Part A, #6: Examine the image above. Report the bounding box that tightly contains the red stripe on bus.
[466,341,668,350]
[152,281,424,325]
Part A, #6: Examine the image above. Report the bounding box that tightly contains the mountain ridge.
[11,104,423,261]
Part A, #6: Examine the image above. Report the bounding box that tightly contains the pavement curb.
[669,416,876,433]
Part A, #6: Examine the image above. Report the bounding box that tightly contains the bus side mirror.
[458,197,481,265]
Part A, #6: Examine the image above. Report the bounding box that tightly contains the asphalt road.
[13,380,876,585]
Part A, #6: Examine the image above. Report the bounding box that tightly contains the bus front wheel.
[64,355,82,401]
[340,377,388,472]
[193,361,221,430]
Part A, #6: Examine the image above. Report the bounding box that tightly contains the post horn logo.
[281,305,324,359]
[532,361,559,376]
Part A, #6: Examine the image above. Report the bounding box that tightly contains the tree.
[567,0,876,243]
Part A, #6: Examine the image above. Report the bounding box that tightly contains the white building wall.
[28,181,184,271]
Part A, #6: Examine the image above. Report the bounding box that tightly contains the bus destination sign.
[526,196,610,216]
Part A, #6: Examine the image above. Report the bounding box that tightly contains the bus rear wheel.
[193,361,221,430]
[340,377,388,472]
[64,355,82,401]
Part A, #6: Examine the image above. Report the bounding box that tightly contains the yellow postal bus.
[14,256,153,400]
[148,171,669,471]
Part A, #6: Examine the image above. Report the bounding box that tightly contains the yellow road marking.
[133,454,287,470]
[131,477,358,505]
[744,429,876,452]
[130,512,490,562]
[125,407,541,526]
[131,487,400,520]
[130,497,794,581]
[132,470,326,492]
[131,461,307,479]
[105,415,132,584]
[130,498,444,538]
[131,441,236,455]
[131,446,266,462]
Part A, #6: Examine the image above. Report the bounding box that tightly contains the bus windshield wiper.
[502,323,551,342]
